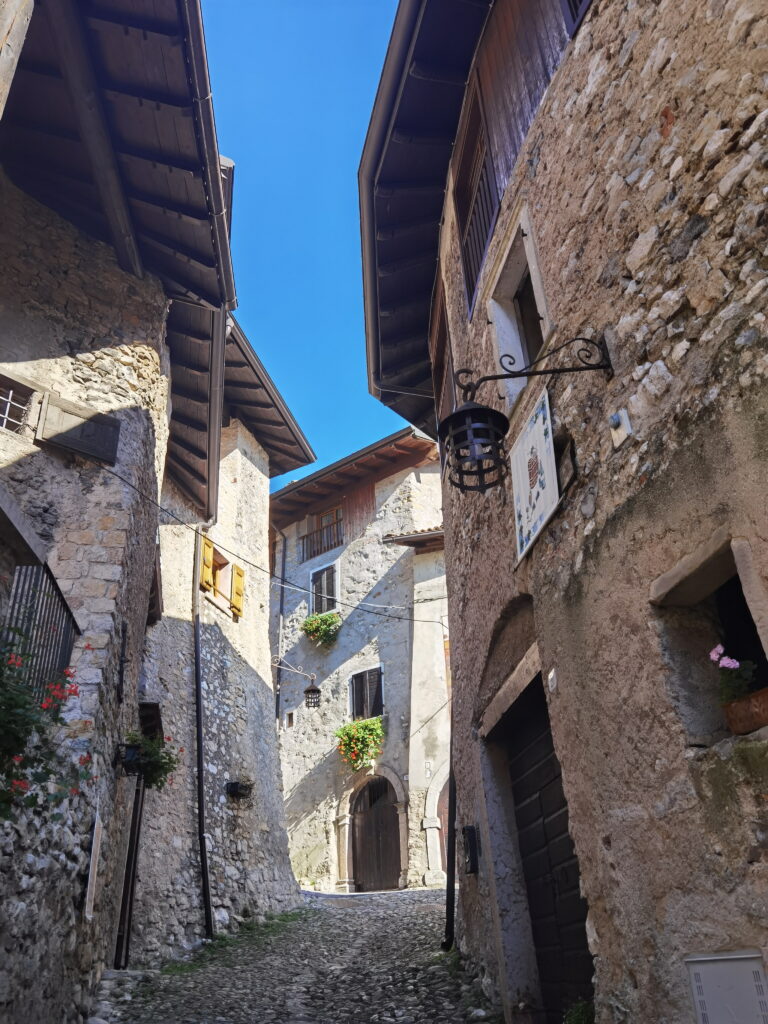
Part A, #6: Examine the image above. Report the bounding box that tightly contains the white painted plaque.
[84,807,103,921]
[511,389,559,560]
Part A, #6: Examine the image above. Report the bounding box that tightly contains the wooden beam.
[408,60,467,86]
[231,398,274,411]
[378,251,436,277]
[171,386,207,406]
[170,410,207,433]
[117,146,202,177]
[103,85,192,113]
[376,217,439,241]
[171,434,207,461]
[127,190,209,224]
[168,326,214,345]
[86,7,181,38]
[375,181,444,198]
[45,0,142,277]
[140,229,217,269]
[391,130,453,147]
[380,295,431,318]
[0,0,33,120]
[167,449,207,486]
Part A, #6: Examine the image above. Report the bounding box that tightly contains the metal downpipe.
[192,528,214,940]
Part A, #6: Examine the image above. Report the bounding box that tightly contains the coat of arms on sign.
[510,389,559,560]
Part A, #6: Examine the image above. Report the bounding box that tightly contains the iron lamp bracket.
[454,335,613,403]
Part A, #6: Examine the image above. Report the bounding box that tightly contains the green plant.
[710,645,758,704]
[335,717,384,771]
[0,643,94,819]
[122,731,180,790]
[300,611,342,647]
[563,999,595,1024]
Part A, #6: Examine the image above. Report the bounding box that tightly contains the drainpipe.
[192,528,214,940]
[272,522,288,721]
[442,710,457,951]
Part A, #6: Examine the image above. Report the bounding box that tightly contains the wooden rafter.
[45,0,142,277]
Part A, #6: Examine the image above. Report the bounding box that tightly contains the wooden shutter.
[313,564,336,613]
[324,565,336,612]
[200,538,214,592]
[454,86,498,304]
[351,673,366,720]
[230,564,245,618]
[36,392,120,464]
[366,668,383,717]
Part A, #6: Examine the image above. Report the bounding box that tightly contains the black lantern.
[304,681,321,708]
[439,337,612,494]
[438,401,510,494]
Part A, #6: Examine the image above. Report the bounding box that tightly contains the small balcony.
[299,521,343,563]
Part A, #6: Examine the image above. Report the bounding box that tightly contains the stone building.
[361,1,768,1021]
[270,428,451,892]
[0,4,310,1022]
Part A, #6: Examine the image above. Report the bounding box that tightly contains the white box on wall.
[685,950,768,1024]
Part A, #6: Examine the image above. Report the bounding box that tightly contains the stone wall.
[434,0,768,1018]
[0,172,170,1022]
[274,461,449,891]
[132,422,299,964]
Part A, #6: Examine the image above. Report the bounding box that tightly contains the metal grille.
[0,381,31,433]
[3,564,79,702]
[299,520,343,562]
[462,148,497,298]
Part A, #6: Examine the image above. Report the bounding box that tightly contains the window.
[311,563,337,614]
[559,0,593,36]
[487,210,551,409]
[350,667,383,720]
[652,534,768,740]
[0,375,33,435]
[453,85,499,308]
[200,538,245,619]
[286,711,294,729]
[299,507,344,562]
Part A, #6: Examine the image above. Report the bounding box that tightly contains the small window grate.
[0,381,32,434]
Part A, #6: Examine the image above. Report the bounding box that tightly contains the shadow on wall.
[130,610,299,966]
[0,405,162,1024]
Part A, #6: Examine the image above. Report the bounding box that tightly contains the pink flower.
[719,656,740,670]
[709,644,724,662]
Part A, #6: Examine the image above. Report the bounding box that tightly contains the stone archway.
[335,764,408,891]
[422,759,450,886]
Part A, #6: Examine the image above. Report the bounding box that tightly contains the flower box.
[723,686,768,735]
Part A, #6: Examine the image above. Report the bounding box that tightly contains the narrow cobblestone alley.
[101,891,501,1024]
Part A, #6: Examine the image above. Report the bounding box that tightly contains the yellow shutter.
[200,537,214,592]
[230,564,245,618]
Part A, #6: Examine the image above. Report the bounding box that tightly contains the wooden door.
[352,777,400,892]
[506,681,592,1021]
[114,775,146,968]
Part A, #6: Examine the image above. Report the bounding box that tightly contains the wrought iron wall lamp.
[438,336,612,494]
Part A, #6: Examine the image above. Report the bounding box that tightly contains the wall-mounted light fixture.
[438,336,612,494]
[303,681,321,708]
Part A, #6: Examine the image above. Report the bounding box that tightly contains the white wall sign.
[510,389,559,560]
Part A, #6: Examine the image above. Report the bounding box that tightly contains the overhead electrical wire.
[100,466,448,629]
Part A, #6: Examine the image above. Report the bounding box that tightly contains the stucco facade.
[362,0,768,1020]
[271,432,451,892]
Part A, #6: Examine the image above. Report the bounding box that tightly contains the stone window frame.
[650,527,768,741]
[485,205,553,412]
[309,558,340,615]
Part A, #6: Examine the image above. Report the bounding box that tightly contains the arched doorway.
[351,777,400,891]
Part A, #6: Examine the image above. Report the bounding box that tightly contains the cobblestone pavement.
[100,890,501,1024]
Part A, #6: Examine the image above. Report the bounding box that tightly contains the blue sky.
[201,0,404,489]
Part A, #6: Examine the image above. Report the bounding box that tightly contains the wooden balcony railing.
[299,521,343,563]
